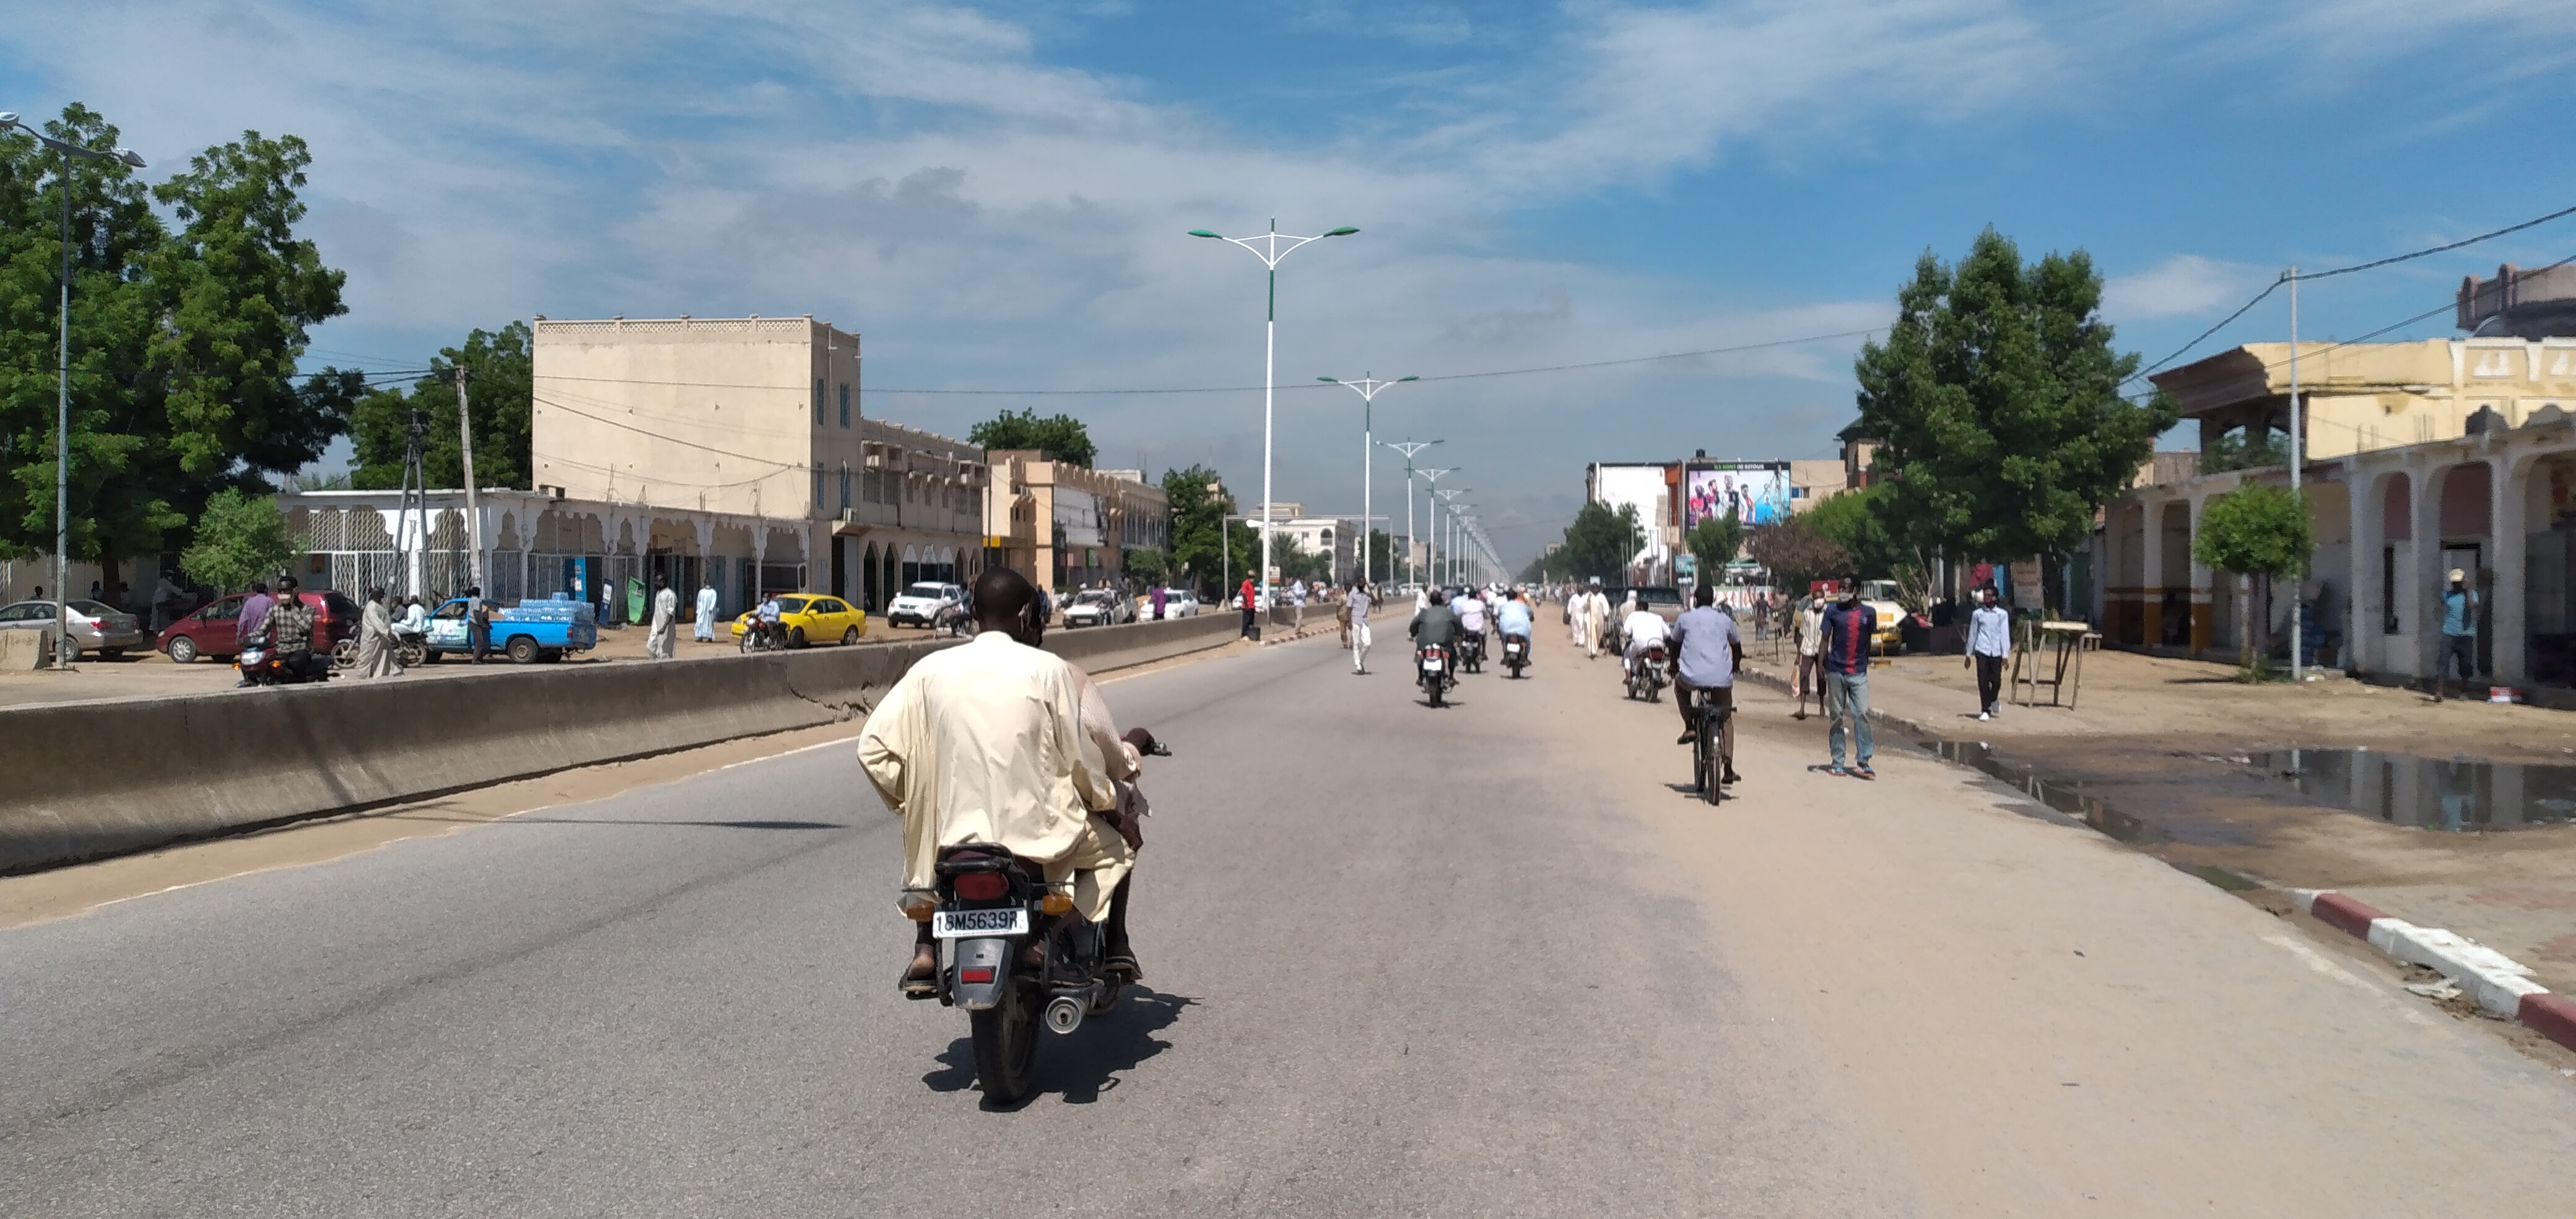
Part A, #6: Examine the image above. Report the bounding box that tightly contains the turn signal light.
[1039,890,1074,916]
[960,968,994,984]
[954,873,1008,901]
[897,891,938,922]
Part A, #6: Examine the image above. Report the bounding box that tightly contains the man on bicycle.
[1670,585,1743,786]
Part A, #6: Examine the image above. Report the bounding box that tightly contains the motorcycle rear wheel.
[971,981,1042,1105]
[1429,679,1446,708]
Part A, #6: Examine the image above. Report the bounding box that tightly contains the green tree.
[0,105,349,585]
[176,487,295,592]
[1853,228,2174,577]
[1684,509,1742,588]
[348,323,534,489]
[2193,483,2313,669]
[971,409,1096,468]
[1801,486,1913,580]
[1160,464,1249,597]
[2200,427,2286,475]
[1553,500,1641,582]
[1123,547,1168,585]
[1366,528,1393,583]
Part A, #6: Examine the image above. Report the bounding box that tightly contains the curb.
[2286,889,2576,1055]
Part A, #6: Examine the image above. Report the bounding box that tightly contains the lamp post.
[1437,487,1470,585]
[1320,374,1416,587]
[1378,440,1440,587]
[1,113,144,671]
[1190,220,1357,638]
[1418,467,1456,587]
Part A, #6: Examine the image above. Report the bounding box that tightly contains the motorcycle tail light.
[952,873,1008,902]
[959,968,994,984]
[1040,889,1074,916]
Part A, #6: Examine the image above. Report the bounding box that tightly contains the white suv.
[886,582,963,628]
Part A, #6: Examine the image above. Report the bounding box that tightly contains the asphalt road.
[6,623,2576,1216]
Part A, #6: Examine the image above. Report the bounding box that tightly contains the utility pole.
[1378,440,1440,587]
[1419,466,1456,587]
[399,406,429,600]
[453,366,484,595]
[2287,266,2302,684]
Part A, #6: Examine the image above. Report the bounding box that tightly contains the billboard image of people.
[1685,463,1793,526]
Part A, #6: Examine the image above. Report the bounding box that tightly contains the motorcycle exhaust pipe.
[1045,995,1086,1036]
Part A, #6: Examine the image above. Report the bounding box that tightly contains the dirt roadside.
[1738,639,2576,994]
[0,631,1268,932]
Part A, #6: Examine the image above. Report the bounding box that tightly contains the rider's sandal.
[900,963,940,999]
[1105,952,1144,982]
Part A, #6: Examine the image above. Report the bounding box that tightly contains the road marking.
[2261,932,2437,1026]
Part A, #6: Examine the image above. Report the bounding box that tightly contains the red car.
[157,590,361,665]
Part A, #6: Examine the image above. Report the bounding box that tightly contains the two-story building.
[983,452,1170,593]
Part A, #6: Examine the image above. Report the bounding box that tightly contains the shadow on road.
[922,986,1198,1109]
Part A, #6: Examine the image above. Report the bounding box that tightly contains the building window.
[839,383,851,427]
[814,468,824,512]
[814,379,825,426]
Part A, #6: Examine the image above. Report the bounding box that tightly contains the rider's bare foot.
[900,945,938,994]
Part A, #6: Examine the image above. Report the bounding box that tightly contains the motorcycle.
[1457,629,1486,673]
[235,644,332,686]
[918,736,1169,1106]
[1416,642,1453,707]
[1624,643,1668,702]
[1500,631,1530,678]
[390,622,430,668]
[739,617,788,653]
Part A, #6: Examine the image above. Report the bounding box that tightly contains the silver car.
[0,598,147,660]
[1060,588,1136,628]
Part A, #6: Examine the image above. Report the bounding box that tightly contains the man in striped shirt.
[1818,583,1877,779]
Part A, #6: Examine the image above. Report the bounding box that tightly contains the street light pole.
[1191,221,1357,636]
[2287,265,2302,685]
[1418,467,1456,587]
[1378,440,1439,587]
[1438,489,1470,585]
[1,113,143,671]
[1321,374,1416,587]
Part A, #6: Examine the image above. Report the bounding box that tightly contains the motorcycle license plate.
[933,907,1030,939]
[1423,657,1444,671]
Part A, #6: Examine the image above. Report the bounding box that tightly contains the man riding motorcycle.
[858,568,1148,997]
[1496,587,1534,669]
[262,575,332,683]
[1410,587,1460,651]
[1619,596,1669,679]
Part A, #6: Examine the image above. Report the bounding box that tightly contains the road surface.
[5,624,2574,1216]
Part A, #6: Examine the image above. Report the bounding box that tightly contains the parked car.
[0,598,146,661]
[422,596,600,663]
[152,591,355,664]
[885,581,964,628]
[729,593,868,648]
[1060,588,1136,629]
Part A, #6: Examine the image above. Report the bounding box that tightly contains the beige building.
[983,452,1170,593]
[528,315,989,614]
[2153,336,2576,461]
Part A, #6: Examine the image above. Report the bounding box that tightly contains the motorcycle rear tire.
[1429,680,1446,708]
[971,981,1042,1106]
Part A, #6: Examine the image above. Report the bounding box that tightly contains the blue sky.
[11,1,2576,564]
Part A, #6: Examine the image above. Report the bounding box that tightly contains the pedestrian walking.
[1965,586,2011,720]
[2434,567,2480,702]
[1346,580,1373,673]
[694,577,719,643]
[647,572,678,660]
[1239,576,1257,639]
[354,585,400,678]
[1149,585,1167,623]
[466,585,492,663]
[1792,593,1826,719]
[1819,582,1878,779]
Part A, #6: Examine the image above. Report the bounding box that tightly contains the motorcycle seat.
[934,844,1027,876]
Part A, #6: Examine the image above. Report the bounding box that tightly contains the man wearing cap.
[2435,567,2480,703]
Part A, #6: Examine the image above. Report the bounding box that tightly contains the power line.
[2291,202,2576,282]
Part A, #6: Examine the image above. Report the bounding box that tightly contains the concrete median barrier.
[0,614,1235,875]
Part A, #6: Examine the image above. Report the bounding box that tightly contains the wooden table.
[2011,619,2092,709]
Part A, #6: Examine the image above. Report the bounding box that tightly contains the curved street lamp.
[1,113,144,671]
[1320,374,1416,585]
[1190,221,1357,634]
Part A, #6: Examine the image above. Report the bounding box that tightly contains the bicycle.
[1689,689,1731,806]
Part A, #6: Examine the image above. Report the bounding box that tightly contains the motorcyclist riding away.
[1411,588,1460,649]
[1455,588,1487,640]
[1497,587,1534,650]
[858,568,1147,995]
[1621,597,1669,677]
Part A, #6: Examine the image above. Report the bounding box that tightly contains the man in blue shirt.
[1819,583,1878,779]
[2435,567,2479,703]
[1669,586,1743,785]
[1964,587,2012,721]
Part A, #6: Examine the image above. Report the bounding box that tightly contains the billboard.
[1685,463,1793,526]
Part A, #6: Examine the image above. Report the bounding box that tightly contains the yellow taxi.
[732,592,869,649]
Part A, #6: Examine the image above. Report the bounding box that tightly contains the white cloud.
[2103,255,2271,322]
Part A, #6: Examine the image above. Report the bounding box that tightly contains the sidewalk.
[1740,645,2576,996]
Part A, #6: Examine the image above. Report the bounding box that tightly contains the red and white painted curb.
[2289,889,2576,1054]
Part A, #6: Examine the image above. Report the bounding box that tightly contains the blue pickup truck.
[424,596,599,663]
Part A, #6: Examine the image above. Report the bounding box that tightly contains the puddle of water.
[2243,749,2576,831]
[1925,740,2156,842]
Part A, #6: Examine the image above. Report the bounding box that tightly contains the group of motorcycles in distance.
[1412,585,1529,707]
